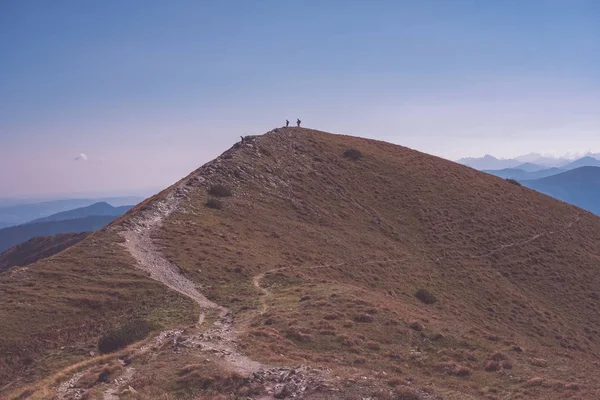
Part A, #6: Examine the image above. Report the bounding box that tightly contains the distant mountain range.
[27,202,132,224]
[0,202,133,253]
[457,153,600,170]
[481,156,600,181]
[0,232,90,272]
[456,155,523,170]
[521,167,600,215]
[0,196,143,228]
[462,153,600,215]
[482,167,563,181]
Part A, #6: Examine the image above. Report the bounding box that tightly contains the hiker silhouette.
[286,119,289,127]
[297,119,301,127]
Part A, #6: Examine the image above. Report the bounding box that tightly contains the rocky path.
[117,176,267,378]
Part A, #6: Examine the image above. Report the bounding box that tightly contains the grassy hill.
[0,232,91,272]
[3,128,600,399]
[0,197,142,228]
[0,215,119,253]
[28,202,133,224]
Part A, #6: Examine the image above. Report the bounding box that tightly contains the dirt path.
[54,372,85,400]
[117,175,267,379]
[103,367,135,400]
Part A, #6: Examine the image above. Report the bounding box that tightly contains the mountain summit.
[2,128,600,399]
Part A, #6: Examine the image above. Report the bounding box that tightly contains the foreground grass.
[0,230,196,395]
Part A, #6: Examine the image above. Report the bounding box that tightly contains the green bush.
[343,148,363,161]
[98,319,153,354]
[208,184,232,197]
[415,288,437,304]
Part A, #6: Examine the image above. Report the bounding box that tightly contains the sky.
[1,0,598,197]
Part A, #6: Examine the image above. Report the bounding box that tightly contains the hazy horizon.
[1,1,598,197]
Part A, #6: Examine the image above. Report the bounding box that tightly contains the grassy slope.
[0,215,118,253]
[0,232,91,272]
[154,128,600,398]
[0,229,196,390]
[3,128,600,399]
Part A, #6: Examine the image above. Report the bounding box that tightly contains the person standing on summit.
[297,118,301,127]
[286,119,289,127]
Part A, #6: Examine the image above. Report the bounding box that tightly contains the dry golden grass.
[3,128,600,398]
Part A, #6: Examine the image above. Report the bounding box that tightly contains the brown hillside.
[0,232,91,272]
[3,127,600,399]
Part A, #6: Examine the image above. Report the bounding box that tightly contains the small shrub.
[366,341,381,351]
[208,184,232,197]
[354,314,374,323]
[415,288,437,305]
[409,321,424,331]
[353,357,367,365]
[435,362,472,377]
[506,178,521,186]
[524,377,544,387]
[97,368,112,383]
[385,351,403,360]
[489,351,507,361]
[530,358,549,368]
[485,361,500,372]
[285,328,313,343]
[343,148,363,161]
[97,365,121,383]
[205,197,223,210]
[98,319,153,354]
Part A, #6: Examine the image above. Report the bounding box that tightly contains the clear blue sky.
[1,0,598,197]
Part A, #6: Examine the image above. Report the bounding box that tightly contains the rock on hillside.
[3,128,600,399]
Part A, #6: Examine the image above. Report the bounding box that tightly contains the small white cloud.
[74,153,88,161]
